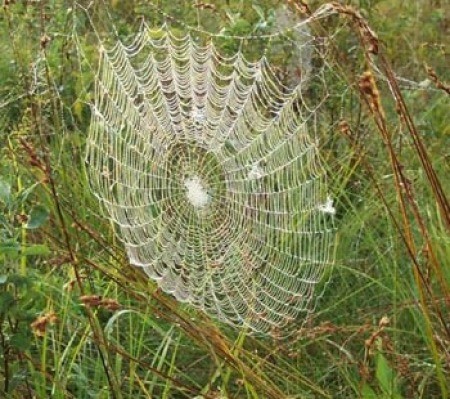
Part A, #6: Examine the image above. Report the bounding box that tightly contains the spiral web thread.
[86,10,336,335]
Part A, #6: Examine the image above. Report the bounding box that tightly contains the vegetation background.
[0,0,449,398]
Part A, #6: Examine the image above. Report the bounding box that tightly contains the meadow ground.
[0,1,449,398]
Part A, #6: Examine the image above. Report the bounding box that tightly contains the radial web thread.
[86,15,336,335]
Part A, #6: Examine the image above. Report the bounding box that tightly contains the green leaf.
[376,352,396,395]
[26,205,50,229]
[0,275,7,284]
[21,244,50,256]
[0,291,15,312]
[361,384,378,399]
[0,213,10,230]
[17,182,40,205]
[0,179,11,205]
[10,330,32,351]
[0,240,20,256]
[232,19,252,35]
[8,274,32,288]
[252,5,265,20]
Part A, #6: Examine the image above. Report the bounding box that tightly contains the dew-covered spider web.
[86,5,337,335]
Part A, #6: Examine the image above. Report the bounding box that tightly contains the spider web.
[86,7,337,335]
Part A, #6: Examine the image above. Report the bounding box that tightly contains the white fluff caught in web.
[86,9,337,336]
[184,176,210,209]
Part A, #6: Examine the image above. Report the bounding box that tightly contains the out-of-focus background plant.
[0,1,449,398]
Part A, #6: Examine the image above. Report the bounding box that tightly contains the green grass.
[1,1,449,398]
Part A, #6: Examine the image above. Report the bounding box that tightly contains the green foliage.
[375,352,402,398]
[0,0,449,398]
[0,175,51,396]
[25,205,50,230]
[0,177,50,261]
[360,340,405,399]
[0,270,45,395]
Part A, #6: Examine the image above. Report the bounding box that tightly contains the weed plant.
[0,1,449,398]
